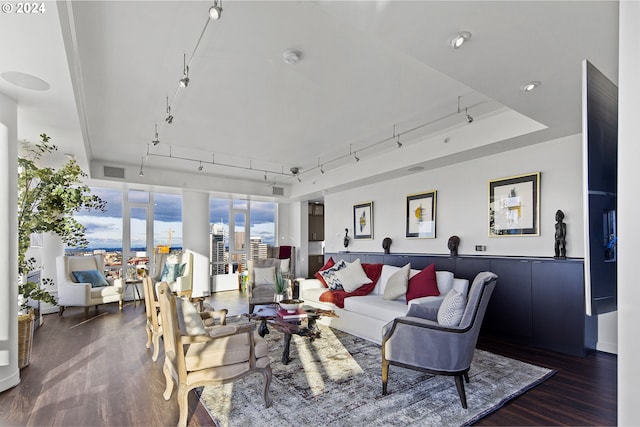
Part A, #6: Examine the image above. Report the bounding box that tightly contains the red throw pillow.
[314,257,335,288]
[406,263,439,303]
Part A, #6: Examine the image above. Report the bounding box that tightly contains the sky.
[74,188,276,249]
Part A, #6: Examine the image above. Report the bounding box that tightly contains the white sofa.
[299,264,469,344]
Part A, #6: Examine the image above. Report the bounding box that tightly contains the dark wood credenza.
[324,252,597,357]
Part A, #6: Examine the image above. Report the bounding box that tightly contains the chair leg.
[249,303,254,314]
[261,366,273,407]
[84,307,89,316]
[177,384,190,427]
[162,361,174,400]
[151,332,161,362]
[145,324,153,349]
[464,372,469,383]
[119,299,123,311]
[59,306,65,316]
[382,359,390,395]
[454,375,468,409]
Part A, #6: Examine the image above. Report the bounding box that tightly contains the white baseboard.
[596,341,618,354]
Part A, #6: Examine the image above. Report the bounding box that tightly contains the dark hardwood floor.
[0,291,616,426]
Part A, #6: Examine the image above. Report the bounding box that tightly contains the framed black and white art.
[353,201,373,239]
[406,191,437,238]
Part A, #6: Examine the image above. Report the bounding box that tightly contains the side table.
[125,278,142,303]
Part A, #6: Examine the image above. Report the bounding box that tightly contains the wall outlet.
[475,245,486,251]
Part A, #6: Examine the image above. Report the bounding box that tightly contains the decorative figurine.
[448,235,460,257]
[382,237,392,254]
[554,209,567,259]
[343,228,350,250]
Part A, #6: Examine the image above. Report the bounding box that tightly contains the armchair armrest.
[200,308,228,325]
[179,322,256,345]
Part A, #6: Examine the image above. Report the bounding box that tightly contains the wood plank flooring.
[0,291,616,426]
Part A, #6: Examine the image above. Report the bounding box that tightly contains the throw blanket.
[319,263,383,308]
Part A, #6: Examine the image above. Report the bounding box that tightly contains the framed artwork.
[406,191,437,238]
[489,172,540,236]
[353,201,373,239]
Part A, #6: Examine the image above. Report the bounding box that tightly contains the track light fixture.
[457,96,473,124]
[397,135,403,148]
[465,108,474,124]
[354,152,360,162]
[320,165,325,174]
[209,0,223,20]
[165,97,174,124]
[197,161,203,172]
[139,157,144,176]
[152,124,160,146]
[179,54,190,87]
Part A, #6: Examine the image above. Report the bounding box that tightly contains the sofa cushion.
[319,259,347,290]
[344,295,409,322]
[406,263,439,303]
[72,270,109,288]
[314,257,335,288]
[374,265,400,295]
[435,271,454,294]
[382,263,411,300]
[437,289,466,326]
[334,258,371,292]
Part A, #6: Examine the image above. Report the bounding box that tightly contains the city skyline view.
[73,188,276,250]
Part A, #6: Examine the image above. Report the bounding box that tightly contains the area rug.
[198,324,554,426]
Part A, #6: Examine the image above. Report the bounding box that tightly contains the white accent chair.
[152,251,194,298]
[56,254,124,315]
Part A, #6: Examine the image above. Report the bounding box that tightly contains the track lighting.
[457,96,473,124]
[198,161,203,172]
[179,54,190,87]
[320,165,325,174]
[139,157,144,176]
[297,176,302,183]
[264,172,268,181]
[152,124,160,146]
[396,135,403,148]
[354,153,360,162]
[209,0,223,20]
[165,97,173,124]
[465,108,474,124]
[449,31,472,49]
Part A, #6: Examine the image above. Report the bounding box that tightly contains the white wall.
[617,1,639,424]
[0,92,20,391]
[325,134,584,258]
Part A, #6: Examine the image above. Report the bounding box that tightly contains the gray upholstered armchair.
[246,258,292,313]
[381,271,497,408]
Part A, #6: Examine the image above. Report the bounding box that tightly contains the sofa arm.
[298,278,324,299]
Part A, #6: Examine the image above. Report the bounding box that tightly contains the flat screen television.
[582,60,618,316]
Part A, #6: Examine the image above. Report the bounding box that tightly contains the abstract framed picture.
[489,172,540,236]
[406,191,437,238]
[353,201,373,239]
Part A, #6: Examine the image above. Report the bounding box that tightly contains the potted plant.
[17,133,105,366]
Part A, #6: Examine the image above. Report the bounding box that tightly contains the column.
[0,92,19,391]
[182,190,210,297]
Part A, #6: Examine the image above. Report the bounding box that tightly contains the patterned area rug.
[198,323,554,426]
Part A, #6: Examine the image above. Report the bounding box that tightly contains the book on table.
[277,308,307,320]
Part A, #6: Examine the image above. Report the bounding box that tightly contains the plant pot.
[18,310,35,369]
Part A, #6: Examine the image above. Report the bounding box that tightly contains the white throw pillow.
[254,266,276,285]
[382,263,411,300]
[437,289,467,327]
[280,258,290,273]
[334,258,371,292]
[175,297,206,335]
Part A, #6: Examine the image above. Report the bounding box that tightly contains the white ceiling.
[1,1,618,201]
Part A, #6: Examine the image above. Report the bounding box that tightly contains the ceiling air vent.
[103,166,125,179]
[272,186,284,196]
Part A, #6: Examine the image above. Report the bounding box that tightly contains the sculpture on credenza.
[343,228,350,251]
[448,235,460,257]
[554,209,567,259]
[382,237,392,254]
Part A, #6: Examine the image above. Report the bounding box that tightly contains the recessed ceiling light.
[521,81,541,92]
[1,71,50,91]
[449,31,472,49]
[283,49,301,65]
